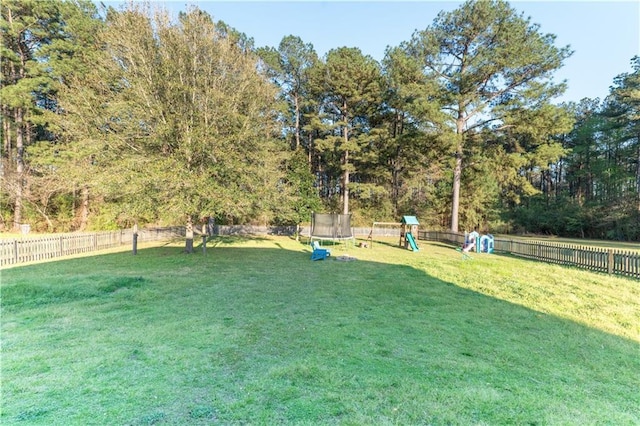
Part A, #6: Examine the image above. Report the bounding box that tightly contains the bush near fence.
[419,230,640,280]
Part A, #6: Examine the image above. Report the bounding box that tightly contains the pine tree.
[407,0,572,231]
[257,36,319,151]
[314,47,383,214]
[1,0,66,230]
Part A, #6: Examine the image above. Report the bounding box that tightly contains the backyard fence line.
[3,226,637,279]
[0,225,384,267]
[0,227,184,267]
[214,225,388,237]
[216,225,299,236]
[418,230,640,280]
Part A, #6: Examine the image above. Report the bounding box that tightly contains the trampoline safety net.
[310,213,353,240]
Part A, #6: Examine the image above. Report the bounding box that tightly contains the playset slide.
[406,232,419,251]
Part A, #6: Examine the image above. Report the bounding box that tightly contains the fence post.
[132,224,138,255]
[607,249,614,275]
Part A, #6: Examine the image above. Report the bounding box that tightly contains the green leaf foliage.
[406,0,572,231]
[51,5,288,226]
[1,0,638,241]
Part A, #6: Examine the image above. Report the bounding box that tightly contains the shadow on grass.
[2,239,639,425]
[206,235,270,246]
[366,237,415,251]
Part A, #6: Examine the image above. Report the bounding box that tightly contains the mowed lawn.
[1,236,639,425]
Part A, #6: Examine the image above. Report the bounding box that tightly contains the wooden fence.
[0,227,184,268]
[419,230,640,280]
[3,226,638,279]
[215,225,395,237]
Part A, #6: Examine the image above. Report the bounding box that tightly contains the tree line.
[2,0,638,240]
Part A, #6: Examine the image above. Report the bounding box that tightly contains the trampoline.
[309,213,355,245]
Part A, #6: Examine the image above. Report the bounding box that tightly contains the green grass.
[1,236,639,425]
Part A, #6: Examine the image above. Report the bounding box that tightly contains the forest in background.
[2,0,639,240]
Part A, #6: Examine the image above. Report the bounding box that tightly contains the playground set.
[309,213,422,260]
[309,212,495,260]
[366,215,420,252]
[399,216,420,251]
[458,230,494,259]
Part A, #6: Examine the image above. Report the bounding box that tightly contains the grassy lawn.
[2,236,639,425]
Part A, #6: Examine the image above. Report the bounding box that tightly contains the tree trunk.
[342,106,350,215]
[576,162,584,206]
[636,135,640,212]
[555,161,562,199]
[185,218,194,253]
[391,110,403,215]
[392,160,400,215]
[451,154,462,232]
[2,105,11,160]
[12,107,25,231]
[342,102,350,215]
[78,185,90,231]
[294,93,300,150]
[451,113,465,233]
[343,148,350,215]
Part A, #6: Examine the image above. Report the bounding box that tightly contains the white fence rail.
[0,227,184,267]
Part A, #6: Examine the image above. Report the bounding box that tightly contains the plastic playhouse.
[463,231,494,254]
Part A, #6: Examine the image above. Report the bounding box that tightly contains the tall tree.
[314,47,383,214]
[564,99,603,206]
[407,0,572,231]
[54,5,286,227]
[0,0,66,230]
[26,0,102,231]
[257,36,319,151]
[276,147,322,227]
[609,56,640,213]
[379,46,448,220]
[497,99,573,203]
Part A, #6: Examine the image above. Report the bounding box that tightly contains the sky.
[107,1,640,105]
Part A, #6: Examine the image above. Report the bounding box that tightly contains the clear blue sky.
[109,1,640,105]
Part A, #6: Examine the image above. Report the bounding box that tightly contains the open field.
[2,236,639,424]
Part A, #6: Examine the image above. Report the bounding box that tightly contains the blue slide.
[406,232,419,251]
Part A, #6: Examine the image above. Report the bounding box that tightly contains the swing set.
[367,216,420,251]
